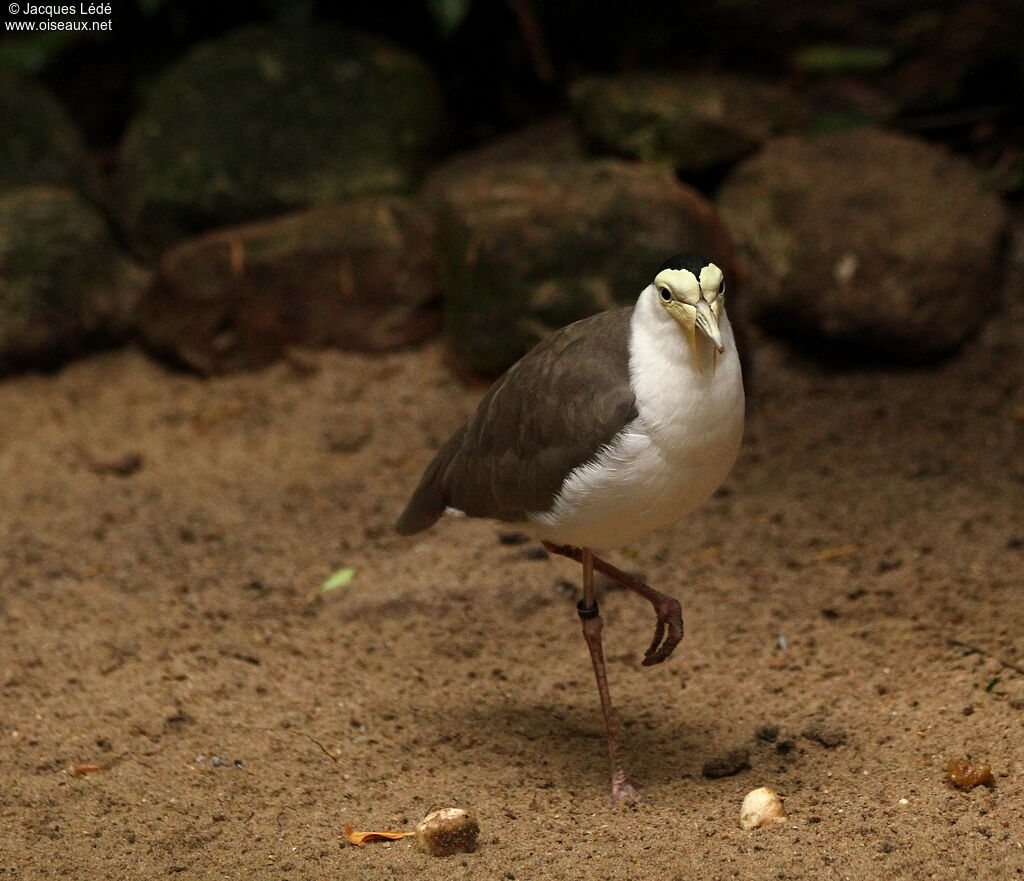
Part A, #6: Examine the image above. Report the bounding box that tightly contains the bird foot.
[642,593,683,666]
[609,776,651,806]
[542,542,685,665]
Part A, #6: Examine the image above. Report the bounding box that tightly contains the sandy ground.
[2,228,1023,880]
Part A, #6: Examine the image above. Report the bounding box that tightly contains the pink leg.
[576,547,648,806]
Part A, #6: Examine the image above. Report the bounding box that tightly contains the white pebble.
[739,787,787,830]
[415,807,479,857]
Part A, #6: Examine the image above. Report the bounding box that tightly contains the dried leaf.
[947,758,994,789]
[810,544,859,562]
[72,764,101,776]
[692,546,721,565]
[318,567,355,593]
[342,824,414,847]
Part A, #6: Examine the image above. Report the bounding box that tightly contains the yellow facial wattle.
[655,264,726,374]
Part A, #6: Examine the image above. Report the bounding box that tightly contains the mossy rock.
[0,187,147,373]
[0,74,94,198]
[138,197,439,375]
[118,25,445,252]
[420,116,586,204]
[435,159,736,374]
[570,73,807,172]
[717,128,1007,360]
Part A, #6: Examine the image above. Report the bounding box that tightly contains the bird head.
[654,255,726,368]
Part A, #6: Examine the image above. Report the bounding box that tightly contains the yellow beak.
[694,300,723,353]
[667,299,724,374]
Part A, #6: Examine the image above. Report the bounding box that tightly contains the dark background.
[2,0,1021,181]
[1,0,1021,376]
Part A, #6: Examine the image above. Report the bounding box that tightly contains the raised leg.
[544,541,684,666]
[577,547,647,805]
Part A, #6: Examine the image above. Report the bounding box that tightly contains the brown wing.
[395,307,637,534]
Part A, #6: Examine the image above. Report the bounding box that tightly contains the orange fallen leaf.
[342,824,415,847]
[810,544,859,562]
[692,546,721,565]
[72,764,101,776]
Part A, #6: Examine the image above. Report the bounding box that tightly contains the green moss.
[438,160,730,374]
[571,74,806,172]
[0,74,94,198]
[0,187,143,372]
[118,25,445,252]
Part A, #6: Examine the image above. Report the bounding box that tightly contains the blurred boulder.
[421,116,585,203]
[137,197,439,375]
[881,4,1024,115]
[0,74,95,198]
[118,25,445,253]
[0,187,146,374]
[570,74,807,172]
[435,159,736,374]
[717,128,1007,360]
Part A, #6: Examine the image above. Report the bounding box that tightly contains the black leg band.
[577,599,599,620]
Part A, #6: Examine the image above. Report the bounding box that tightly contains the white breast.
[528,286,745,550]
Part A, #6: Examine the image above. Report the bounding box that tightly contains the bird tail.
[394,491,443,535]
[394,426,465,535]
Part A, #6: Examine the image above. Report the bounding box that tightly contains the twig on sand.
[234,724,339,762]
[297,731,339,762]
[948,638,1024,676]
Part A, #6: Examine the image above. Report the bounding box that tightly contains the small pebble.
[947,758,994,789]
[803,723,846,749]
[702,747,750,779]
[323,418,374,453]
[739,787,787,830]
[415,808,479,857]
[86,451,144,477]
[498,531,529,545]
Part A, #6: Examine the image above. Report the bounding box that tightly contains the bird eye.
[719,281,725,294]
[659,288,672,302]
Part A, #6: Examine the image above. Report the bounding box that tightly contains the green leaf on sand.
[318,567,355,593]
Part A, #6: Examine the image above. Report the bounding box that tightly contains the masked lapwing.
[396,254,745,804]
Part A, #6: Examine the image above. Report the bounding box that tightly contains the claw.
[610,775,651,806]
[645,616,666,660]
[542,542,686,667]
[641,595,683,666]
